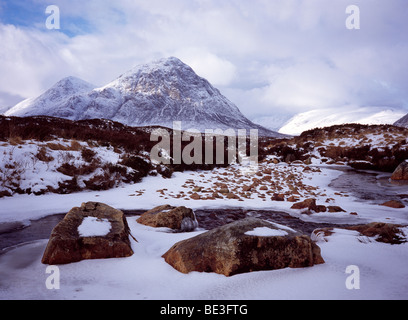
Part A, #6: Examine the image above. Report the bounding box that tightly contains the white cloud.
[0,0,407,127]
[0,24,71,98]
[175,49,237,86]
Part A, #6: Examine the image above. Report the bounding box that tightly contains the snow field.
[1,217,407,300]
[0,160,407,300]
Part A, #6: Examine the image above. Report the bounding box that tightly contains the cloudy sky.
[1,0,407,126]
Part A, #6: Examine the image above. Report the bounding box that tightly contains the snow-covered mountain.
[6,76,96,119]
[279,106,407,136]
[394,113,408,128]
[6,57,281,137]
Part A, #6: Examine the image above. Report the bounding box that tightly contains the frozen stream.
[329,168,408,206]
[0,167,407,255]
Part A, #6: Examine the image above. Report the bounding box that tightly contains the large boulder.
[162,218,324,277]
[137,205,198,232]
[391,160,408,181]
[42,202,134,265]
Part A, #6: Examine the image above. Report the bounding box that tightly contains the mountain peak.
[120,57,191,78]
[6,57,282,137]
[52,76,96,92]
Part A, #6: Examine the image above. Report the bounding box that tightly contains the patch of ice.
[78,217,112,237]
[245,227,288,237]
[266,221,296,233]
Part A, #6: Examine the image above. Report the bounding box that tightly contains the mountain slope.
[6,77,96,119]
[394,113,408,128]
[6,57,282,137]
[279,106,406,136]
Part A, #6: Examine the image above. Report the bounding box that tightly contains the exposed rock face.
[42,202,134,265]
[162,218,324,277]
[391,161,408,181]
[137,205,198,232]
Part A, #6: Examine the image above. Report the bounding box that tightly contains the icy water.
[0,209,341,255]
[329,168,408,206]
[0,168,407,255]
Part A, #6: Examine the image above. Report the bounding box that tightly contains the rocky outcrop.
[347,222,407,244]
[315,222,407,245]
[162,218,324,277]
[137,205,198,232]
[380,200,406,209]
[42,202,134,265]
[391,160,408,181]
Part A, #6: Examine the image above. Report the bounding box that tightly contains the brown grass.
[36,147,54,162]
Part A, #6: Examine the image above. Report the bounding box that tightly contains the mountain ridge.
[5,57,283,137]
[278,106,406,136]
[394,113,408,128]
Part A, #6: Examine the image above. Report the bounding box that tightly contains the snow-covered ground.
[0,162,407,300]
[0,215,407,300]
[0,163,406,225]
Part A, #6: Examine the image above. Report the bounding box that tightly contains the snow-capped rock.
[279,106,407,136]
[394,113,408,128]
[6,57,282,137]
[5,76,96,119]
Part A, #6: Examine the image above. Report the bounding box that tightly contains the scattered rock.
[391,160,408,181]
[271,193,285,201]
[380,200,406,209]
[42,202,134,265]
[162,218,324,277]
[137,205,198,232]
[327,206,346,213]
[190,193,201,200]
[242,185,252,192]
[226,192,239,199]
[347,222,407,244]
[313,223,407,245]
[291,198,317,211]
[315,205,327,213]
[287,195,300,203]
